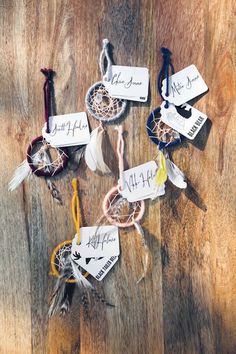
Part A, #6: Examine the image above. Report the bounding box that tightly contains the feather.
[8,146,52,192]
[71,259,114,308]
[45,178,63,205]
[134,222,151,284]
[166,158,187,189]
[8,159,32,191]
[71,259,93,289]
[155,151,168,186]
[49,255,113,318]
[151,184,165,200]
[73,146,85,166]
[90,287,114,307]
[59,295,70,316]
[80,291,90,319]
[70,258,93,315]
[85,127,111,174]
[48,256,73,318]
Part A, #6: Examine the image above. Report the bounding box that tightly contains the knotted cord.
[99,38,112,81]
[146,48,181,149]
[71,178,81,245]
[41,68,54,133]
[116,125,125,191]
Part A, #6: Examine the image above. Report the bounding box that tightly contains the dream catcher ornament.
[9,69,69,203]
[146,48,188,194]
[102,125,152,283]
[84,39,127,174]
[49,178,115,317]
[147,47,209,194]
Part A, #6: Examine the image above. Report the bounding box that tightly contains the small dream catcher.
[9,69,68,203]
[146,48,187,191]
[49,178,112,318]
[102,126,150,283]
[84,39,127,174]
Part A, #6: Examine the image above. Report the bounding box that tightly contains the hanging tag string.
[157,48,174,108]
[116,125,124,191]
[99,38,112,82]
[71,178,81,245]
[41,68,54,133]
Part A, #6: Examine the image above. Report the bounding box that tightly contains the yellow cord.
[71,178,81,245]
[155,151,168,186]
[50,178,89,281]
[71,178,89,278]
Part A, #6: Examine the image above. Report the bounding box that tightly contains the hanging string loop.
[71,178,81,245]
[157,47,174,108]
[116,126,125,191]
[99,38,112,82]
[41,68,54,133]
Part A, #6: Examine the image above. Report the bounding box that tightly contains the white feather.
[134,222,151,284]
[151,183,165,200]
[8,159,32,191]
[166,158,187,189]
[85,127,111,174]
[71,258,93,289]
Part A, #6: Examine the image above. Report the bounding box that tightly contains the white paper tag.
[104,65,149,102]
[42,112,90,147]
[72,252,119,281]
[161,65,208,106]
[71,226,119,258]
[120,161,160,202]
[160,102,207,140]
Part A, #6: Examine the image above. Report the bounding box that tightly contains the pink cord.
[102,125,145,227]
[116,125,124,190]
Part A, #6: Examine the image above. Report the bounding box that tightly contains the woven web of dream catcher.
[149,111,180,145]
[85,82,126,123]
[51,241,87,281]
[28,141,67,176]
[105,190,143,225]
[52,243,73,276]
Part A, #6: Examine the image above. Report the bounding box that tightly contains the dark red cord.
[41,68,54,133]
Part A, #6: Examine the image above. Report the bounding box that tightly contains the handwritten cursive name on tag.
[120,161,159,202]
[160,102,208,140]
[42,112,90,147]
[71,226,119,258]
[104,65,149,102]
[161,65,208,106]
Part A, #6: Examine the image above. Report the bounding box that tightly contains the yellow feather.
[155,152,168,186]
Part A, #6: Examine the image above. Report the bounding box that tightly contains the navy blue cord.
[146,47,182,150]
[157,47,174,108]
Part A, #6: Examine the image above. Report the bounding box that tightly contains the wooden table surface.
[0,0,235,353]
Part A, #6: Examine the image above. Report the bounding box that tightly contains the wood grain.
[0,0,235,353]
